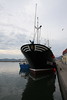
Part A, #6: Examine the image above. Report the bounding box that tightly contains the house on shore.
[62,48,67,64]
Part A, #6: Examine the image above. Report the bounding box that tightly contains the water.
[0,62,63,100]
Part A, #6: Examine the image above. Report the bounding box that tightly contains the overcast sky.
[0,0,67,59]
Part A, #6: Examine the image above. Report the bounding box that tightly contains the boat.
[20,5,56,77]
[19,59,30,76]
[19,59,29,69]
[19,59,30,73]
[21,43,56,76]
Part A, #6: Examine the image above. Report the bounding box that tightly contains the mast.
[33,4,42,44]
[33,4,37,42]
[35,17,42,44]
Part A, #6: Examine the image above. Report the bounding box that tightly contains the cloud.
[0,49,21,55]
[0,0,67,58]
[0,31,30,50]
[50,39,67,57]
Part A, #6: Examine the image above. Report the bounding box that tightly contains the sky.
[0,0,67,59]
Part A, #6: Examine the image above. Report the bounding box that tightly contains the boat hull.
[21,44,56,76]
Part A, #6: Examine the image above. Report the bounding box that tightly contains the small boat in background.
[19,59,30,76]
[19,59,29,69]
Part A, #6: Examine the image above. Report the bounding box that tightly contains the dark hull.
[21,44,56,75]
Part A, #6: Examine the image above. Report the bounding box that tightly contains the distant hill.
[56,56,62,60]
[0,58,22,62]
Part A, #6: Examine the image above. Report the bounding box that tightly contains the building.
[62,48,67,64]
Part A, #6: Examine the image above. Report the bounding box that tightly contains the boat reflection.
[21,73,56,100]
[19,64,56,100]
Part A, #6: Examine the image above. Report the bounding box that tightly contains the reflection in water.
[19,64,57,100]
[19,66,29,78]
[21,74,56,100]
[0,62,62,100]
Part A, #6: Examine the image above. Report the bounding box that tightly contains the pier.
[56,60,67,100]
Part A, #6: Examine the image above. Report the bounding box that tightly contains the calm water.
[0,62,63,100]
